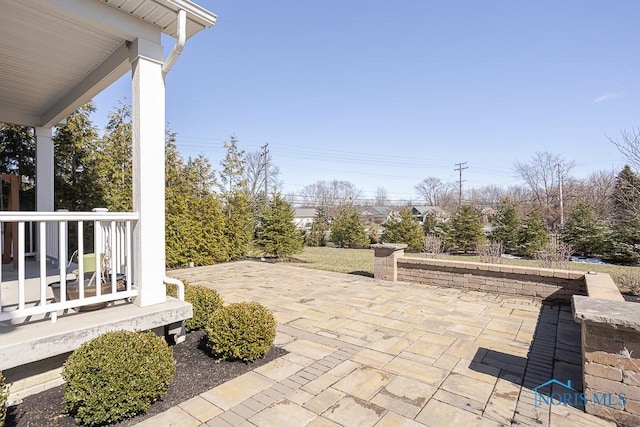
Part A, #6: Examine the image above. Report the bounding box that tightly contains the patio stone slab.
[304,387,346,414]
[332,366,394,400]
[385,357,448,385]
[248,399,316,427]
[283,339,335,360]
[376,410,424,426]
[200,372,274,410]
[415,399,500,426]
[178,396,224,423]
[322,396,386,426]
[135,406,200,427]
[254,357,304,381]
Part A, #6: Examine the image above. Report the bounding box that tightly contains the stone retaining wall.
[396,257,585,302]
[372,243,588,302]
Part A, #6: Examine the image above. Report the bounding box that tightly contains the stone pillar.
[129,36,166,307]
[371,243,407,282]
[573,296,640,426]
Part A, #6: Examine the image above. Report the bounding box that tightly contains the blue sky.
[93,1,639,204]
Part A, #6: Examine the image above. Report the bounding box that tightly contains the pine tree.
[330,205,368,248]
[218,135,253,260]
[223,190,253,260]
[53,103,102,212]
[450,204,484,253]
[165,133,227,267]
[517,208,549,257]
[489,197,520,254]
[256,193,303,258]
[382,208,424,252]
[606,165,640,263]
[561,198,605,257]
[96,103,132,212]
[305,207,330,247]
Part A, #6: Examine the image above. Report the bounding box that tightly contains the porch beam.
[40,42,131,127]
[129,37,167,307]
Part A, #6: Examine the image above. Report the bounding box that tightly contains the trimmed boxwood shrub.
[167,281,224,331]
[0,372,8,427]
[204,301,277,362]
[62,330,175,425]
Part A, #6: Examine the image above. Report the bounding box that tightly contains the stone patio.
[138,261,614,426]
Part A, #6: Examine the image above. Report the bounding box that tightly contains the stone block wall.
[393,256,586,302]
[574,297,640,426]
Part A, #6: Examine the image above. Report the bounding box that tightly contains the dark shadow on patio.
[469,303,584,411]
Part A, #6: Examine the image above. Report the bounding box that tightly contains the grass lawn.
[293,247,640,292]
[292,247,374,276]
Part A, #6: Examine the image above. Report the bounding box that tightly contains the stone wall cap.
[371,243,408,250]
[573,295,640,331]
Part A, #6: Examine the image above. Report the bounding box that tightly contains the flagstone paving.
[138,261,615,426]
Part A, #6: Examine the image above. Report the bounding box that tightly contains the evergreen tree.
[606,165,640,263]
[96,103,132,212]
[165,133,227,267]
[382,208,424,252]
[223,190,253,260]
[0,123,35,209]
[218,135,246,195]
[517,208,549,257]
[256,193,303,258]
[422,211,438,235]
[450,204,484,252]
[53,103,102,211]
[218,136,252,260]
[561,198,605,257]
[305,207,330,247]
[330,205,368,248]
[489,197,520,254]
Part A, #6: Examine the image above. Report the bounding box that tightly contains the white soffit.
[0,0,216,127]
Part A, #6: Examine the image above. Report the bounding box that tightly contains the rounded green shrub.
[167,281,224,331]
[204,301,277,362]
[184,285,224,331]
[0,372,8,427]
[62,330,175,425]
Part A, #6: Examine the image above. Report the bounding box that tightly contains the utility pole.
[261,143,269,201]
[454,162,468,205]
[558,163,564,226]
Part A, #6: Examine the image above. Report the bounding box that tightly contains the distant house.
[412,206,445,223]
[293,207,317,229]
[360,206,398,224]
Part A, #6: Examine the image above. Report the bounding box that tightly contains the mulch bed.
[5,330,287,427]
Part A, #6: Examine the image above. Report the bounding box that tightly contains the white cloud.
[593,92,623,103]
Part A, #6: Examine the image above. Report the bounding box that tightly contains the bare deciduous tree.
[574,169,615,222]
[414,177,455,209]
[299,180,363,217]
[243,150,281,201]
[610,128,640,170]
[514,151,575,228]
[374,187,389,205]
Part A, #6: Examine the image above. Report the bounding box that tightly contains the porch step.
[0,297,192,371]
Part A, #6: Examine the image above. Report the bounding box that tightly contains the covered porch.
[0,0,216,400]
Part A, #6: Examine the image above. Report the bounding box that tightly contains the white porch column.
[129,36,166,307]
[35,127,54,212]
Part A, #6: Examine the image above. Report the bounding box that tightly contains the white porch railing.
[0,211,139,322]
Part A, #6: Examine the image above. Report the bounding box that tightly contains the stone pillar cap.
[371,243,408,250]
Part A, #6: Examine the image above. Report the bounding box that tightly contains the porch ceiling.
[0,0,216,128]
